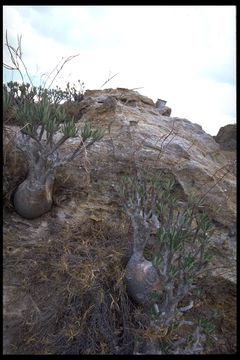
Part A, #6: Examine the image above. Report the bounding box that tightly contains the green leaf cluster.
[3,80,104,167]
[63,116,78,137]
[81,122,105,142]
[15,94,78,139]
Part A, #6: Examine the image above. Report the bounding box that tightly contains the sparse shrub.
[65,80,85,102]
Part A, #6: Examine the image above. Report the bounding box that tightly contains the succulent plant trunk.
[13,158,55,219]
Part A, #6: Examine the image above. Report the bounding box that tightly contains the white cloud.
[3,5,236,135]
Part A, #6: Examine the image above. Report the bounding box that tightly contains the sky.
[3,5,236,135]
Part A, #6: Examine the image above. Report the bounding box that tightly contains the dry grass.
[192,276,236,353]
[3,210,236,354]
[3,217,139,354]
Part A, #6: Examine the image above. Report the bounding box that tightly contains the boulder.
[213,124,236,150]
[155,98,172,116]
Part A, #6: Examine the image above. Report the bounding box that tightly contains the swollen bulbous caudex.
[14,174,54,219]
[124,216,163,306]
[125,251,162,305]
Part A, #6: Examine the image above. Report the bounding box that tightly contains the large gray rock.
[77,88,236,228]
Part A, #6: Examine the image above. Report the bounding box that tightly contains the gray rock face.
[214,124,236,150]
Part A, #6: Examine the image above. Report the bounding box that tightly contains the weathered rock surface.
[75,88,236,228]
[213,123,236,151]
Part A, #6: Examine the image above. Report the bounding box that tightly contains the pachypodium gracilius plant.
[11,95,104,219]
[116,169,214,329]
[3,31,104,219]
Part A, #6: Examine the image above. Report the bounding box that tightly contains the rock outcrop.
[213,124,236,151]
[73,88,235,228]
[59,87,237,286]
[155,98,172,116]
[3,87,236,354]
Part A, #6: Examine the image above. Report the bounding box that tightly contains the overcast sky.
[3,5,236,135]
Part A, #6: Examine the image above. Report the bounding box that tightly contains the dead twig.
[100,72,119,89]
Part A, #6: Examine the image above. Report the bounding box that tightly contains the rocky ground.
[3,88,236,354]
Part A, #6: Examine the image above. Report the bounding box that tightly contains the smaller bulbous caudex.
[124,213,162,306]
[125,250,162,306]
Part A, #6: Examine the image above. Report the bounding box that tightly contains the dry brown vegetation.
[4,215,134,354]
[3,201,236,354]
